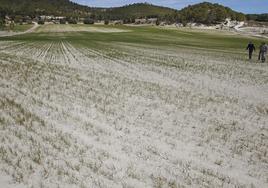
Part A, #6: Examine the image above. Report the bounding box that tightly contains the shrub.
[0,19,4,29]
[68,19,77,24]
[38,20,44,25]
[84,19,94,25]
[104,20,109,25]
[123,19,131,24]
[156,19,160,26]
[60,19,66,24]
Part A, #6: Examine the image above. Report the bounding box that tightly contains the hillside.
[247,14,268,22]
[0,0,95,16]
[99,3,176,20]
[1,1,267,26]
[0,0,254,24]
[0,1,176,19]
[177,2,246,24]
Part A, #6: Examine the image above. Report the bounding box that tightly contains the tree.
[104,20,109,25]
[123,18,131,24]
[9,21,15,31]
[215,8,227,23]
[68,19,77,24]
[96,14,103,21]
[178,2,246,24]
[84,18,94,24]
[236,13,246,21]
[156,19,160,26]
[60,19,66,24]
[246,14,268,22]
[207,11,217,24]
[0,10,5,29]
[90,14,96,20]
[38,20,44,25]
[0,19,4,29]
[14,15,23,24]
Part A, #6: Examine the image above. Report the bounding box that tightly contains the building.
[111,20,123,25]
[147,18,158,24]
[135,19,147,24]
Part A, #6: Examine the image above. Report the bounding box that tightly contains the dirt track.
[0,22,39,37]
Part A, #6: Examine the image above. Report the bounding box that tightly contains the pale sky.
[74,0,268,14]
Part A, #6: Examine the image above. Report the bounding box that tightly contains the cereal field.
[0,24,267,188]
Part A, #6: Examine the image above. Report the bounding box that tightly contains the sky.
[74,0,268,14]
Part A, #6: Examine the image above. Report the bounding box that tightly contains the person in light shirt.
[259,42,268,63]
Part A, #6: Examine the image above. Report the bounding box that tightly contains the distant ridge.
[100,3,176,20]
[0,0,267,22]
[0,0,94,16]
[177,2,246,24]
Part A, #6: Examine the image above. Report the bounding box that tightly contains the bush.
[60,19,66,24]
[38,20,44,25]
[68,19,77,24]
[182,20,187,27]
[84,19,94,25]
[156,19,160,26]
[14,15,23,24]
[0,19,4,29]
[123,19,131,24]
[104,20,109,25]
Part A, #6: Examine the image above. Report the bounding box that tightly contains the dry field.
[35,24,130,33]
[238,27,268,38]
[0,25,267,188]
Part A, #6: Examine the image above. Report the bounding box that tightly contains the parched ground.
[35,24,130,33]
[0,26,267,188]
[237,27,268,38]
[0,24,37,37]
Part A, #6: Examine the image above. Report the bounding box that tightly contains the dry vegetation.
[0,25,267,188]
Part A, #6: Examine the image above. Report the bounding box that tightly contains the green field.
[2,24,265,54]
[1,24,34,32]
[0,24,267,188]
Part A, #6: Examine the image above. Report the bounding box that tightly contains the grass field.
[2,24,34,32]
[0,24,267,188]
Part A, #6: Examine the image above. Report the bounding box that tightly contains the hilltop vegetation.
[95,2,246,24]
[99,3,176,20]
[1,0,267,26]
[0,0,94,16]
[0,0,175,19]
[247,14,268,22]
[177,2,246,24]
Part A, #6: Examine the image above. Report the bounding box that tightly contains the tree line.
[93,2,246,24]
[1,1,267,28]
[246,14,268,22]
[0,8,5,28]
[176,2,246,25]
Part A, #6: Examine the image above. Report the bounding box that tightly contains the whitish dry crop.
[0,40,267,188]
[35,24,130,33]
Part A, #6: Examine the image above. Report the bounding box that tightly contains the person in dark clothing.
[246,42,255,60]
[258,44,262,61]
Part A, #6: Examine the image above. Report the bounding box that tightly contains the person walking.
[246,41,255,60]
[259,42,268,63]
